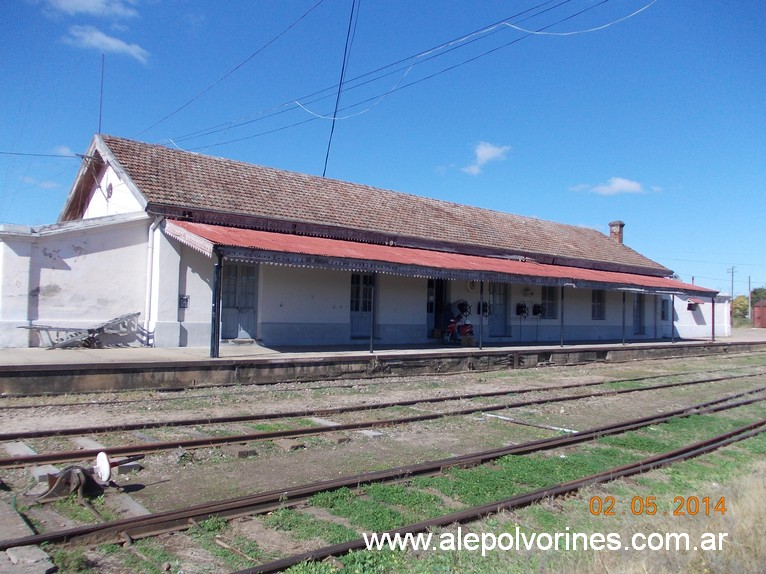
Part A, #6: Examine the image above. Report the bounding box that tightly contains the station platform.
[0,329,764,395]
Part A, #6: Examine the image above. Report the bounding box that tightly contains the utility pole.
[727,266,735,327]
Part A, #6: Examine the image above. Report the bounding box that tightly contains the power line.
[182,0,620,151]
[505,0,658,36]
[322,0,359,177]
[168,0,575,146]
[133,0,328,138]
[0,151,84,159]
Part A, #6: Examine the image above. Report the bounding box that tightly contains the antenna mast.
[98,54,105,133]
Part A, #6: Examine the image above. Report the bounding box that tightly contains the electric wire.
[505,0,658,36]
[172,0,582,148]
[183,0,612,150]
[294,0,569,122]
[178,0,652,142]
[322,0,359,177]
[0,151,84,158]
[168,0,570,146]
[132,0,328,138]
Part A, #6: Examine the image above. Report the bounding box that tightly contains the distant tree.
[752,287,766,305]
[732,295,749,318]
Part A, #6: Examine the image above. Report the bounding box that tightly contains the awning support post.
[559,286,565,347]
[210,249,223,359]
[621,291,626,345]
[369,272,376,354]
[711,295,716,342]
[479,280,484,350]
[671,294,676,344]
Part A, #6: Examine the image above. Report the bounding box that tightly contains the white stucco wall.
[255,268,431,346]
[0,230,34,346]
[82,166,144,219]
[671,294,730,339]
[151,231,185,347]
[375,275,429,343]
[176,245,214,347]
[449,284,661,344]
[0,214,150,347]
[257,266,351,345]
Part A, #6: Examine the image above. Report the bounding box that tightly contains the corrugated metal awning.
[164,219,718,297]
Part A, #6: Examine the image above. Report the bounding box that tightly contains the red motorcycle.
[443,300,474,344]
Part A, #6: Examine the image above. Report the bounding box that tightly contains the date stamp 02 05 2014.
[589,495,726,517]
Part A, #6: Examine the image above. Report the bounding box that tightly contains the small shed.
[754,300,766,329]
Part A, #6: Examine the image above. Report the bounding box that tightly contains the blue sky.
[1,0,764,297]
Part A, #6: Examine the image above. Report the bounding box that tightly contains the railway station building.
[0,135,729,350]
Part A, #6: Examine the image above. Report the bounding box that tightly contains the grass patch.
[51,494,119,523]
[600,431,676,454]
[603,379,651,390]
[413,465,527,507]
[246,418,317,432]
[497,447,640,489]
[310,488,412,532]
[263,508,358,544]
[188,515,264,570]
[741,432,766,454]
[363,483,447,518]
[49,546,93,573]
[413,446,639,506]
[95,538,181,574]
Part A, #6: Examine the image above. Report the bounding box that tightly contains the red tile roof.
[166,220,716,296]
[92,135,671,277]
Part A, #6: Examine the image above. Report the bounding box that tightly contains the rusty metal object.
[18,313,140,349]
[36,467,95,503]
[34,453,145,504]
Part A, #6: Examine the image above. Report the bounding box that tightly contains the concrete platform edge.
[1,338,765,395]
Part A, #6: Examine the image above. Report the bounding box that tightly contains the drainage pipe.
[142,217,162,338]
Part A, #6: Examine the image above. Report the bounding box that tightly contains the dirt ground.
[2,354,764,512]
[1,352,765,573]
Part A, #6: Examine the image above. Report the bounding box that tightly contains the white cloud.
[53,145,74,156]
[21,176,60,190]
[64,25,149,64]
[461,141,511,175]
[44,0,139,19]
[574,177,647,196]
[568,183,591,193]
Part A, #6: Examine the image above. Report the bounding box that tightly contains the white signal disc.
[95,451,111,483]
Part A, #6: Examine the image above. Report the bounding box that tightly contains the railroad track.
[3,366,765,442]
[240,418,766,574]
[0,360,766,412]
[1,360,761,411]
[2,370,765,469]
[0,389,762,554]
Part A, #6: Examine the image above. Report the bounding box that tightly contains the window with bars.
[350,273,374,312]
[541,285,558,319]
[592,289,606,320]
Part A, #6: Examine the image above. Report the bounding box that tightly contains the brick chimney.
[609,220,625,244]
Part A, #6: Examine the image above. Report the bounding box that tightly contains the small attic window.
[181,210,193,220]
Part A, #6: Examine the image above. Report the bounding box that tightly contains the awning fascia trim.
[164,220,215,256]
[220,246,573,286]
[218,247,709,296]
[166,220,719,298]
